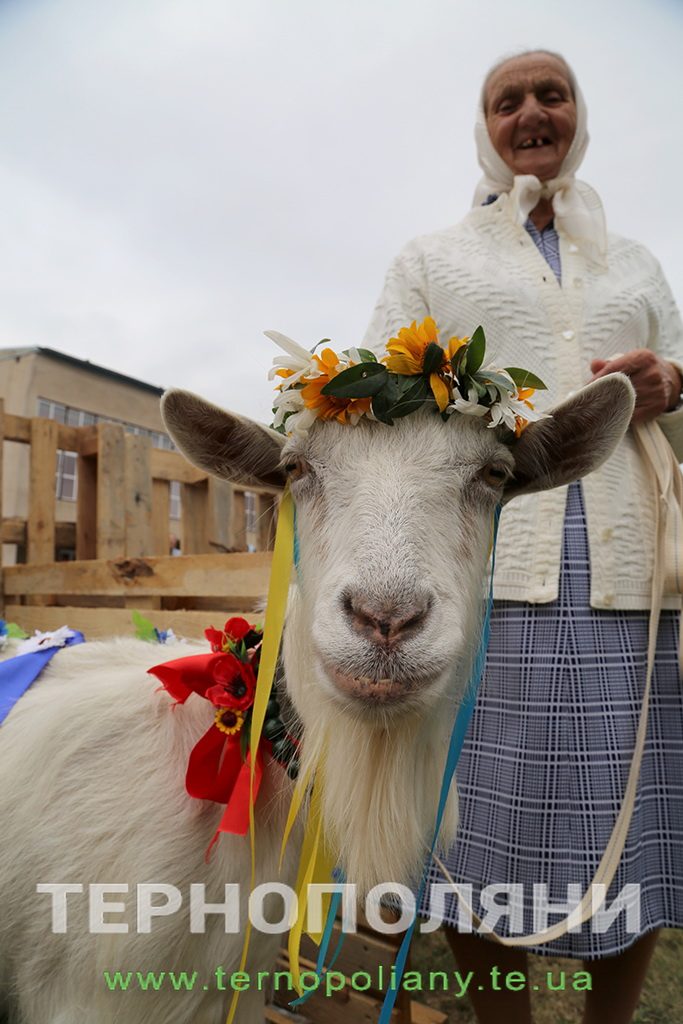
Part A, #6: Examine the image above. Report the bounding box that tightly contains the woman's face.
[484,53,577,181]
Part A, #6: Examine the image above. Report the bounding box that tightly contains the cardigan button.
[602,528,614,542]
[573,278,583,288]
[562,329,575,341]
[568,243,579,253]
[603,593,614,606]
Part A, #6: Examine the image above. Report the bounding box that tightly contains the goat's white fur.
[0,373,635,1023]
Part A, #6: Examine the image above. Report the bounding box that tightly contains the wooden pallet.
[264,911,448,1024]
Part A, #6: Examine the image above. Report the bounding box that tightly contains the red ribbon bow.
[149,645,266,852]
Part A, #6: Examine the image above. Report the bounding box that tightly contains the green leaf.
[310,338,331,353]
[321,361,388,399]
[371,374,404,424]
[6,622,28,639]
[465,326,486,375]
[503,367,548,390]
[475,369,516,393]
[453,345,469,380]
[240,722,250,763]
[132,610,157,643]
[390,376,432,419]
[422,341,445,376]
[355,348,379,363]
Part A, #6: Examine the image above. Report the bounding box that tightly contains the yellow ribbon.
[225,486,295,1024]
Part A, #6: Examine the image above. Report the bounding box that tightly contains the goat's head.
[162,374,633,718]
[161,372,634,890]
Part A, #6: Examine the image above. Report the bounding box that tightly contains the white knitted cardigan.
[363,193,683,610]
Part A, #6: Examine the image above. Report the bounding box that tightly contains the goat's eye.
[481,463,510,488]
[284,457,310,481]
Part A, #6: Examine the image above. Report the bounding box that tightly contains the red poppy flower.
[206,654,256,712]
[205,626,226,653]
[223,617,253,643]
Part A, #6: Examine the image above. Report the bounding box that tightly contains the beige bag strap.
[435,419,682,944]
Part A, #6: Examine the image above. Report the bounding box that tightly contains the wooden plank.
[259,492,278,551]
[3,605,253,640]
[75,425,99,457]
[96,422,126,559]
[28,417,58,564]
[3,413,30,444]
[5,413,96,454]
[410,1002,447,1024]
[231,489,246,551]
[123,595,161,610]
[4,551,273,600]
[124,434,153,556]
[299,928,408,998]
[181,479,209,554]
[2,519,78,550]
[207,478,234,552]
[76,453,97,560]
[265,1008,310,1024]
[152,479,171,556]
[150,447,207,484]
[272,955,407,1023]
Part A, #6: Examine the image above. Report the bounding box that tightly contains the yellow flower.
[384,317,440,375]
[214,708,244,736]
[300,348,372,424]
[446,335,468,361]
[513,387,536,437]
[384,318,468,413]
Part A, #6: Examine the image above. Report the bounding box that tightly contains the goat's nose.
[342,591,431,646]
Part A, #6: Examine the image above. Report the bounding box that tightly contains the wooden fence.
[0,402,280,637]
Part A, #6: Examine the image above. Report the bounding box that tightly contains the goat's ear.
[503,373,635,502]
[161,389,286,488]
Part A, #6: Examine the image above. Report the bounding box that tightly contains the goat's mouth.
[325,664,426,706]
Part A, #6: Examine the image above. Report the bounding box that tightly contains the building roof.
[0,346,164,396]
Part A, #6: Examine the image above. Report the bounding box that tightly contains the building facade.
[0,347,181,562]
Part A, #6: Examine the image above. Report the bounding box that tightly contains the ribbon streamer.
[0,630,85,726]
[225,485,295,1024]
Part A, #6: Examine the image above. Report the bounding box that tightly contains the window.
[56,450,78,500]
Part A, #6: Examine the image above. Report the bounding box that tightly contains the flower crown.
[268,317,547,438]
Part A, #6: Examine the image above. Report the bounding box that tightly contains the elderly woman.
[363,50,683,1024]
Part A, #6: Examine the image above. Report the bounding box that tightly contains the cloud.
[0,0,680,423]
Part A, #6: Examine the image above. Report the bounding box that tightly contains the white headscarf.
[472,60,608,270]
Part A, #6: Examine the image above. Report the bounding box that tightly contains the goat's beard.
[283,592,471,898]
[301,700,460,898]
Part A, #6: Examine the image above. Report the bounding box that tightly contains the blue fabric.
[482,194,562,281]
[525,218,562,282]
[0,632,85,725]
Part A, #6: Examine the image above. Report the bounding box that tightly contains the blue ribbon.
[0,631,86,726]
[377,503,501,1021]
[293,506,301,576]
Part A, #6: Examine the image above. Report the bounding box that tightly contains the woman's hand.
[589,350,682,423]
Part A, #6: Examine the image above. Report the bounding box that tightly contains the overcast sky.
[0,0,681,424]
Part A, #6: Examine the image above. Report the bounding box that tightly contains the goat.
[0,373,634,1024]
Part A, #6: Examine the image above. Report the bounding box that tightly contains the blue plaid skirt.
[418,481,683,958]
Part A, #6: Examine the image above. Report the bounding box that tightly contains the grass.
[410,927,683,1024]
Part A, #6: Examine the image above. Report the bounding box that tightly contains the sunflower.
[214,707,245,736]
[383,318,468,413]
[300,347,372,424]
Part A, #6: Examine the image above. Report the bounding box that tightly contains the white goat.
[0,374,633,1024]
